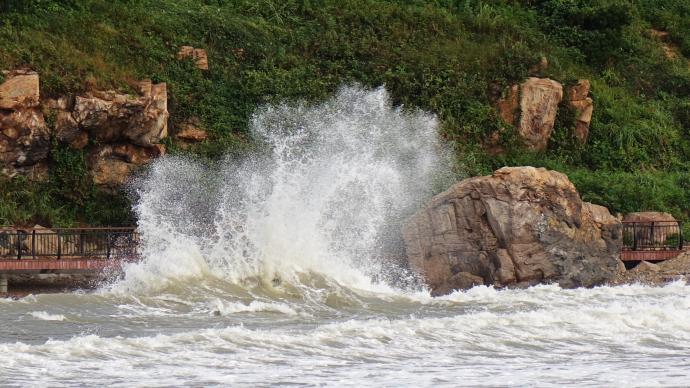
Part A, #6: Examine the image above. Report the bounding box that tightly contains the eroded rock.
[568,80,593,144]
[518,78,563,150]
[73,81,168,147]
[0,70,40,110]
[494,77,564,151]
[402,166,623,296]
[1,70,169,184]
[89,143,165,186]
[0,108,50,179]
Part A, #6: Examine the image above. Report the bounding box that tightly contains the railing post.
[16,231,21,260]
[79,230,85,257]
[57,229,61,260]
[632,222,638,251]
[32,229,36,260]
[679,221,684,251]
[106,231,111,260]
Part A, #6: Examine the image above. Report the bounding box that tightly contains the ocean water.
[2,86,689,387]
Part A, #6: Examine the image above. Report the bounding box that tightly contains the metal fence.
[0,227,139,260]
[622,221,684,251]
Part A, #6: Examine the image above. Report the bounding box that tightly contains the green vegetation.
[0,0,689,227]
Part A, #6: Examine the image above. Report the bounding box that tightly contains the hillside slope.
[0,0,689,228]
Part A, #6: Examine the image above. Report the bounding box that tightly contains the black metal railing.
[0,227,139,260]
[622,221,684,251]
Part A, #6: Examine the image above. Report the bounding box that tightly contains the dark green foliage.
[0,143,133,227]
[0,0,689,227]
[535,0,634,67]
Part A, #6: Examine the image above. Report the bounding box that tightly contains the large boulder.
[402,166,623,296]
[73,81,168,147]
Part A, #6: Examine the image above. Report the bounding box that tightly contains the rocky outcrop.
[73,82,168,147]
[568,80,593,144]
[518,78,563,150]
[495,76,595,150]
[1,70,169,186]
[177,46,209,70]
[402,166,623,296]
[89,143,165,186]
[495,77,564,151]
[0,71,50,180]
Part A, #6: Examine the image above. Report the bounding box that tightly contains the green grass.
[0,0,689,227]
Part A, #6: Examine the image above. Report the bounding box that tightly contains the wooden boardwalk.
[0,227,139,293]
[0,227,138,290]
[0,257,115,272]
[621,221,686,262]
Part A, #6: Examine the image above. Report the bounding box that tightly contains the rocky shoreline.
[610,252,690,286]
[2,256,688,299]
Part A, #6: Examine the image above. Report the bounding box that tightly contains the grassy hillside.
[1,0,689,228]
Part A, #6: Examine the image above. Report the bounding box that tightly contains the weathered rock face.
[73,82,168,147]
[0,109,50,168]
[54,110,89,149]
[495,76,594,151]
[1,71,169,185]
[89,143,165,187]
[0,70,40,109]
[518,78,563,150]
[568,80,593,144]
[402,166,623,296]
[0,71,50,180]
